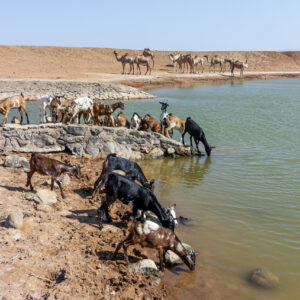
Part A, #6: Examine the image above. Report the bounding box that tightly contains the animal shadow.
[97,250,139,263]
[0,184,32,193]
[74,187,93,199]
[66,209,99,228]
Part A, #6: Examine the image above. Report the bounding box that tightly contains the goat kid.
[130,112,142,130]
[92,153,154,198]
[26,153,82,199]
[0,92,29,126]
[141,114,161,133]
[116,112,130,128]
[65,97,94,124]
[182,117,212,156]
[112,217,196,270]
[97,173,173,230]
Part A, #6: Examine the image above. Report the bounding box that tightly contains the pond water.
[1,79,300,299]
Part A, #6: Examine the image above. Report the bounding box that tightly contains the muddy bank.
[0,152,171,299]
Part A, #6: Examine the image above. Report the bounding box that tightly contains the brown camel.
[143,48,155,67]
[134,55,152,75]
[113,51,135,75]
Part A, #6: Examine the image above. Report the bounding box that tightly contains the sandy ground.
[0,153,168,300]
[0,46,300,90]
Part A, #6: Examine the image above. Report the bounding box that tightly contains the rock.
[4,155,20,168]
[34,190,57,206]
[5,211,23,229]
[128,259,158,275]
[101,225,121,234]
[9,229,24,241]
[165,243,194,267]
[149,148,164,158]
[19,157,30,171]
[103,142,116,156]
[249,268,280,289]
[66,125,85,136]
[33,134,55,147]
[36,204,52,212]
[167,147,175,155]
[66,143,83,156]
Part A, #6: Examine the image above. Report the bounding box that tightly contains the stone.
[4,155,20,168]
[9,229,24,241]
[44,174,70,189]
[248,268,280,289]
[128,259,158,275]
[165,243,194,267]
[167,147,175,155]
[66,125,85,136]
[102,142,116,156]
[34,190,57,206]
[33,134,55,147]
[66,144,83,156]
[101,225,121,233]
[19,157,30,171]
[149,148,164,158]
[5,211,23,229]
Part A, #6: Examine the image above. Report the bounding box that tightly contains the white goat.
[38,96,55,123]
[65,97,94,124]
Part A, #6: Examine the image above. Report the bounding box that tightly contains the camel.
[134,55,152,75]
[191,56,205,73]
[169,54,183,72]
[231,59,248,78]
[143,48,155,67]
[113,51,135,75]
[180,54,193,73]
[204,55,225,73]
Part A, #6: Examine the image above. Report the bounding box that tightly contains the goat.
[159,101,170,136]
[92,103,113,125]
[112,217,196,271]
[116,112,130,128]
[97,173,174,230]
[11,116,20,124]
[92,153,155,199]
[0,92,29,126]
[38,95,57,123]
[65,97,94,124]
[141,114,161,133]
[182,117,212,156]
[26,153,82,199]
[165,114,186,141]
[49,96,69,122]
[130,112,142,130]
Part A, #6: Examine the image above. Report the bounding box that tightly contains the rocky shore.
[0,80,155,101]
[0,124,191,159]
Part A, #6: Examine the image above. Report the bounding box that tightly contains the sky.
[0,0,299,51]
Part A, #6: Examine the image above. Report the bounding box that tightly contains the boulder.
[128,259,158,275]
[103,142,116,156]
[19,157,30,171]
[248,268,280,289]
[5,211,23,229]
[165,243,194,267]
[4,155,20,168]
[167,147,175,155]
[34,190,57,206]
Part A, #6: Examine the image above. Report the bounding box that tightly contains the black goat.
[97,173,174,231]
[182,117,212,156]
[92,153,154,199]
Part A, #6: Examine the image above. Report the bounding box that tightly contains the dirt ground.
[0,46,300,90]
[0,153,168,300]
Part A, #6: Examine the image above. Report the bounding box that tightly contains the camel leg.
[18,107,24,124]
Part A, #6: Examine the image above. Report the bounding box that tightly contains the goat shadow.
[96,250,140,263]
[0,184,32,194]
[65,209,129,230]
[73,187,93,200]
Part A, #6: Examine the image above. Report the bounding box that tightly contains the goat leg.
[190,135,193,154]
[56,179,65,199]
[158,247,165,271]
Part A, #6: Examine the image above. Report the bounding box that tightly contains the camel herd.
[113,48,248,78]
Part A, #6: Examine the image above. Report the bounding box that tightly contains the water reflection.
[140,156,211,189]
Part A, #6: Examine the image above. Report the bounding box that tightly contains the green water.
[1,79,299,299]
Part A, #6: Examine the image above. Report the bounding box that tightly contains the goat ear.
[149,179,155,185]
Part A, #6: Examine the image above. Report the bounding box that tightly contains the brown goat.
[141,114,161,133]
[50,96,69,122]
[0,92,29,126]
[165,114,186,140]
[112,218,196,271]
[116,112,130,128]
[26,153,82,199]
[92,103,112,125]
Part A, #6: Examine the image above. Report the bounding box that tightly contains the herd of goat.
[0,94,213,156]
[113,48,249,78]
[0,94,214,271]
[25,151,197,271]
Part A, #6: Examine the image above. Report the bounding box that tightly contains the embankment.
[0,124,190,159]
[0,80,155,101]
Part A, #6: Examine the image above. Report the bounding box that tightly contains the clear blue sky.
[0,0,299,51]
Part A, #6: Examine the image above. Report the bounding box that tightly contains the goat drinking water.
[97,173,174,230]
[112,217,196,270]
[182,117,212,156]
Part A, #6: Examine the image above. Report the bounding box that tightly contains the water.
[1,79,300,299]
